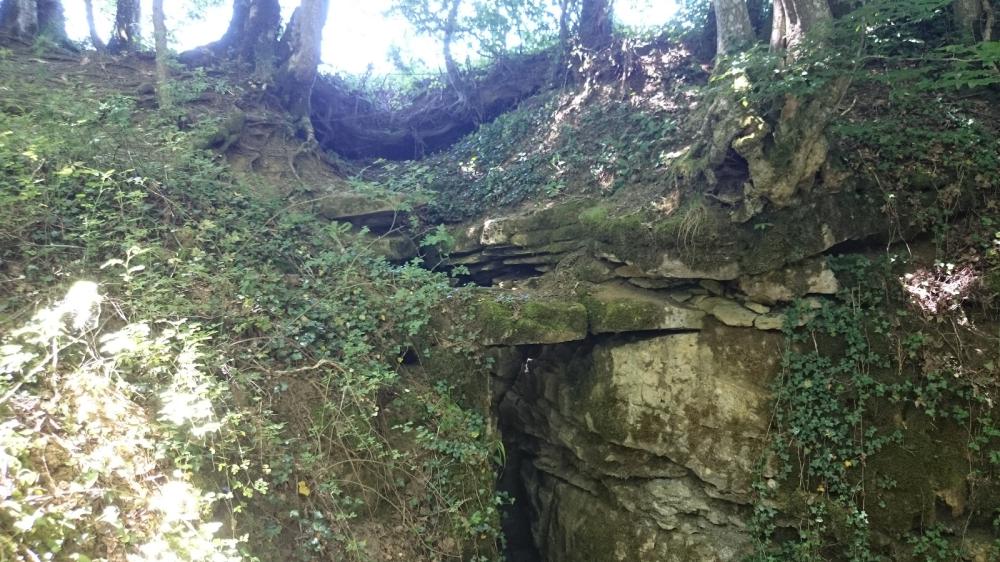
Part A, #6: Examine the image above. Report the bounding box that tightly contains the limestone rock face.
[445,191,883,286]
[584,284,706,334]
[440,183,976,561]
[737,256,840,304]
[475,294,589,346]
[500,324,784,561]
[694,296,759,327]
[313,192,408,232]
[525,474,750,562]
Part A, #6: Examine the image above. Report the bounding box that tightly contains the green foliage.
[0,58,504,561]
[729,0,998,112]
[831,91,999,263]
[182,0,228,20]
[420,223,458,254]
[166,67,240,106]
[396,381,510,549]
[661,0,713,42]
[1,282,244,562]
[368,94,557,219]
[368,88,682,220]
[776,259,898,488]
[749,255,1000,561]
[389,0,558,67]
[711,0,1000,270]
[582,102,679,190]
[907,525,961,561]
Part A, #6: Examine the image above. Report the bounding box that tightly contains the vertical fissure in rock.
[497,432,543,562]
[491,348,545,561]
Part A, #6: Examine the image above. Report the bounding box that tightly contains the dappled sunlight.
[902,262,978,320]
[148,479,203,523]
[100,323,153,356]
[519,39,704,196]
[12,280,101,344]
[1,281,240,561]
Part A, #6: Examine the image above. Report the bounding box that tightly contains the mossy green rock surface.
[583,283,705,333]
[474,292,588,345]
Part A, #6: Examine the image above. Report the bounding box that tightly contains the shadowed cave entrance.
[491,340,624,562]
[491,339,619,562]
[493,346,545,562]
[483,323,774,562]
[497,436,543,562]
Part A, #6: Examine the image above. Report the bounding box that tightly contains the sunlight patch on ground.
[1,280,240,561]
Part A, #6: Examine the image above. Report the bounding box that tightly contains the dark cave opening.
[497,436,543,562]
[492,349,544,562]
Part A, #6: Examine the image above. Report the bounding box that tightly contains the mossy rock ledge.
[446,190,889,286]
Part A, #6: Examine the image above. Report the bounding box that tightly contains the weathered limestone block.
[737,256,839,304]
[565,328,779,495]
[584,284,705,334]
[481,218,510,246]
[313,192,408,232]
[743,301,770,314]
[474,293,589,346]
[445,189,887,289]
[751,297,826,331]
[695,296,760,327]
[649,255,743,280]
[532,477,749,562]
[505,327,783,491]
[754,313,786,331]
[363,234,418,262]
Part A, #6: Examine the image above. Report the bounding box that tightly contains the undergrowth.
[728,10,1000,556]
[363,42,698,222]
[748,256,1000,561]
[0,56,504,561]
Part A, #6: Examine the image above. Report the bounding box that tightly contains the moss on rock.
[474,292,588,345]
[583,284,705,333]
[864,413,974,534]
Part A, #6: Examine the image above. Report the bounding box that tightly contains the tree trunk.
[579,0,613,50]
[700,0,846,219]
[83,0,105,51]
[953,0,983,40]
[277,0,329,140]
[558,0,571,49]
[0,0,39,37]
[152,0,170,108]
[746,0,770,39]
[212,0,282,74]
[770,0,832,51]
[749,0,840,211]
[552,0,573,83]
[36,0,64,39]
[107,0,140,53]
[983,0,995,41]
[442,0,463,91]
[715,0,755,55]
[1,0,65,40]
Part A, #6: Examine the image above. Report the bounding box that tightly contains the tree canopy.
[0,0,996,159]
